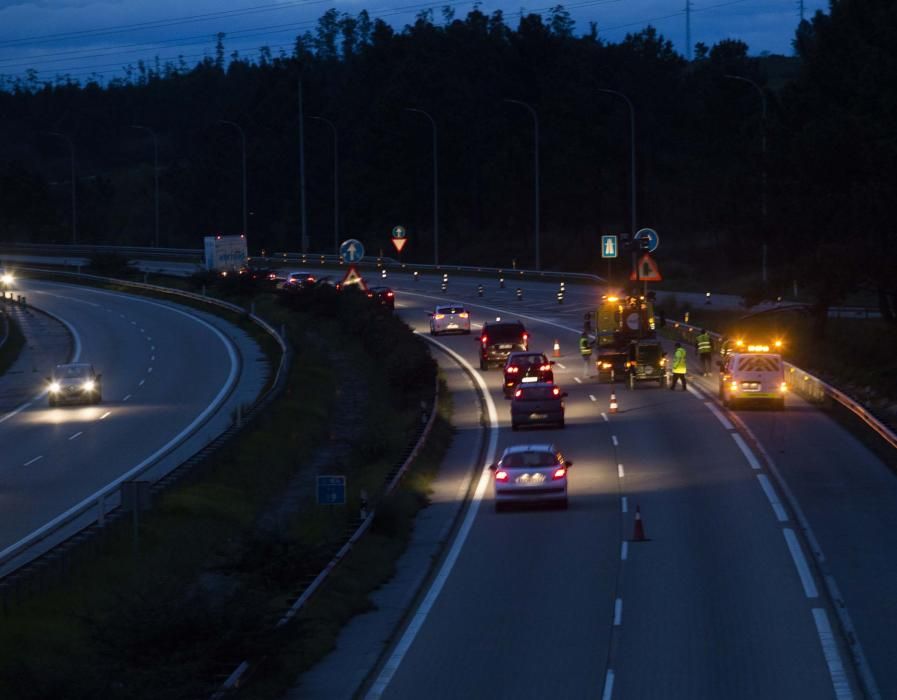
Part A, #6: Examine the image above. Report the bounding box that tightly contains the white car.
[489,444,572,511]
[719,345,786,410]
[428,304,471,335]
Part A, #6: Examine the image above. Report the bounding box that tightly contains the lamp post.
[598,89,637,241]
[310,116,339,255]
[724,74,768,283]
[45,131,77,244]
[404,108,438,266]
[218,120,248,237]
[129,124,159,247]
[504,99,541,271]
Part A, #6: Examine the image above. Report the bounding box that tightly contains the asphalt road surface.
[355,271,896,700]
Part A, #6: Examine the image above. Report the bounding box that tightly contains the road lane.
[371,290,847,699]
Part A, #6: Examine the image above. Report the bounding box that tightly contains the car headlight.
[49,382,61,393]
[83,380,96,392]
[0,273,13,285]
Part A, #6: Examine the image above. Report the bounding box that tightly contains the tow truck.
[718,340,787,410]
[592,293,656,381]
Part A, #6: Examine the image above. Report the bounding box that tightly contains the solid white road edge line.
[812,608,854,700]
[731,433,762,470]
[0,295,239,564]
[602,669,615,700]
[0,306,82,425]
[783,528,819,598]
[757,474,789,522]
[365,335,500,700]
[704,401,734,430]
[613,598,622,626]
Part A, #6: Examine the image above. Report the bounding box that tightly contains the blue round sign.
[634,228,660,253]
[340,238,365,263]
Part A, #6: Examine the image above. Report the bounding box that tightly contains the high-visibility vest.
[696,332,712,354]
[672,347,687,373]
[579,337,592,357]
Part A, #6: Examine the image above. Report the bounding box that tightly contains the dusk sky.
[0,0,829,84]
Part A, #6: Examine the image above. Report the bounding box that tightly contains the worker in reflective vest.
[579,332,593,377]
[670,342,688,391]
[696,329,713,376]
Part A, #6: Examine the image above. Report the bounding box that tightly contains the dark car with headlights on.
[510,382,567,430]
[47,363,102,406]
[502,351,554,398]
[367,286,395,309]
[478,320,528,370]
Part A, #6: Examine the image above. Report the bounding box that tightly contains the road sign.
[392,237,407,253]
[630,253,662,282]
[317,475,346,505]
[392,225,407,239]
[601,235,618,259]
[340,238,365,263]
[341,264,368,291]
[634,228,660,252]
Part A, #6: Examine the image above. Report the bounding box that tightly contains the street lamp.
[44,131,77,244]
[309,116,339,256]
[404,108,439,266]
[129,124,160,247]
[724,74,768,282]
[504,99,541,271]
[598,89,637,242]
[218,120,248,237]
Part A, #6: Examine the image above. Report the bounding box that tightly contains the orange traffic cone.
[553,340,561,358]
[632,505,647,541]
[609,392,618,414]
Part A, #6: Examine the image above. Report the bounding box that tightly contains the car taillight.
[481,335,488,344]
[514,389,523,398]
[539,364,551,372]
[387,292,394,297]
[435,314,445,320]
[552,467,566,480]
[552,386,561,396]
[522,333,529,343]
[495,470,509,482]
[459,312,469,318]
[507,366,519,374]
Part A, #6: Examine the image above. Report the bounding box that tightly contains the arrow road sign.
[601,235,618,259]
[340,238,365,263]
[634,228,660,253]
[392,225,407,239]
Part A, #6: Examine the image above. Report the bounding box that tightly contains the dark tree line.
[0,1,895,327]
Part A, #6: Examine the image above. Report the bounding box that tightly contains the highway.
[0,278,266,573]
[356,270,895,700]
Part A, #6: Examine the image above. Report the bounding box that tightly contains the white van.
[719,346,786,410]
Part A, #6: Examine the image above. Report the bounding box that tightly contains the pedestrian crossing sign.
[601,235,618,259]
[630,253,662,282]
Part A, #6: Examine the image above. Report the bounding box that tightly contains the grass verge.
[0,311,25,376]
[0,287,436,700]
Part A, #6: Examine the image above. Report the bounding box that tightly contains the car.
[47,363,102,406]
[478,320,528,370]
[489,444,572,511]
[718,344,786,410]
[367,286,395,309]
[429,304,471,335]
[510,382,567,430]
[280,271,317,291]
[246,265,279,286]
[502,351,554,398]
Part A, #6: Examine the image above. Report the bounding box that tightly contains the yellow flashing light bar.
[747,344,770,352]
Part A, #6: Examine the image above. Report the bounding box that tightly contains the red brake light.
[481,335,488,344]
[553,467,566,480]
[539,364,551,372]
[552,386,561,396]
[495,469,509,482]
[387,292,394,297]
[522,333,529,342]
[507,366,519,374]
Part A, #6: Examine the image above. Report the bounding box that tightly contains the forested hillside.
[0,2,895,318]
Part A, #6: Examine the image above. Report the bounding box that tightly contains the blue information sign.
[601,235,618,259]
[340,239,365,263]
[317,475,346,505]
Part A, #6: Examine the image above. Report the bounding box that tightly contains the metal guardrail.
[0,267,287,578]
[663,318,897,452]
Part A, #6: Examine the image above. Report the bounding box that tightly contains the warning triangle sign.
[391,237,407,253]
[630,253,662,282]
[341,264,369,291]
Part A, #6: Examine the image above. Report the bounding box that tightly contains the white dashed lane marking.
[68,431,82,441]
[732,433,762,470]
[138,379,145,386]
[613,598,623,626]
[757,474,788,522]
[99,412,111,420]
[784,528,818,598]
[23,456,43,466]
[618,463,625,478]
[589,394,597,402]
[573,377,582,384]
[621,496,628,513]
[123,394,132,401]
[612,435,619,446]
